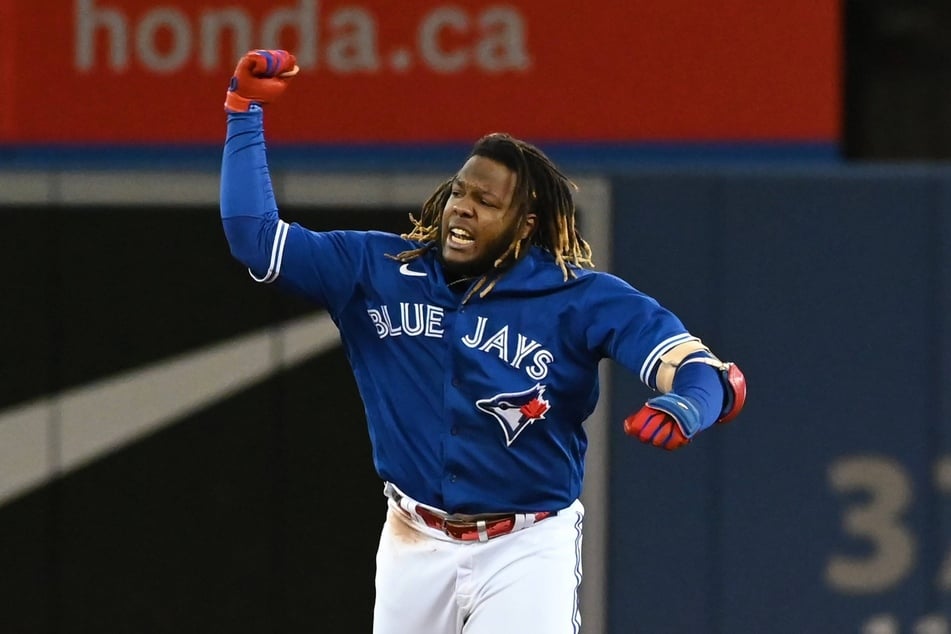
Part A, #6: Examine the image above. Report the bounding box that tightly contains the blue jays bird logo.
[476,384,551,446]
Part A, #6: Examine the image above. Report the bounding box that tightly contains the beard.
[438,221,522,282]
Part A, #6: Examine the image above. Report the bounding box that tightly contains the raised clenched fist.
[224,49,299,113]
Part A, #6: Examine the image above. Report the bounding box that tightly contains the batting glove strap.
[679,357,747,424]
[716,362,747,423]
[645,393,704,438]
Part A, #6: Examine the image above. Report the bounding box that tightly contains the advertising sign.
[1,0,840,144]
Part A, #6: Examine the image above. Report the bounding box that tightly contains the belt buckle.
[444,515,516,541]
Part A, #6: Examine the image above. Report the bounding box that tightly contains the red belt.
[389,487,555,542]
[412,506,555,541]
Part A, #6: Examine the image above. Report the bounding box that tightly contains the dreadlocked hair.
[388,132,594,303]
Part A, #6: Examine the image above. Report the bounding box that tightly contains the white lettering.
[460,316,552,379]
[526,350,552,380]
[369,303,444,339]
[326,8,379,72]
[367,308,387,338]
[400,302,424,336]
[73,1,533,76]
[511,334,541,369]
[478,326,510,360]
[136,8,191,73]
[379,305,402,337]
[418,7,468,73]
[476,7,531,72]
[462,315,488,348]
[199,9,252,71]
[75,0,128,71]
[261,0,318,68]
[424,306,445,338]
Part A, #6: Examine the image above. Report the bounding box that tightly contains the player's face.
[440,155,536,279]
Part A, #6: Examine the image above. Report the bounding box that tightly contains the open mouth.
[448,227,475,248]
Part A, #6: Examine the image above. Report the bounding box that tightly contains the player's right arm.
[218,50,365,311]
[219,50,298,279]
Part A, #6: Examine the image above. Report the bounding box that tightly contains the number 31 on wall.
[827,454,951,591]
[828,455,951,632]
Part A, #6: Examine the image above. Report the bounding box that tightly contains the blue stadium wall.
[606,167,951,633]
[1,165,949,633]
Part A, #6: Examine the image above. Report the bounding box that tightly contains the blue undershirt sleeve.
[219,107,281,275]
[671,356,726,431]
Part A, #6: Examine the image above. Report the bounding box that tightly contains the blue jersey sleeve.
[220,108,281,278]
[579,271,725,428]
[219,108,368,311]
[274,227,374,311]
[581,271,697,388]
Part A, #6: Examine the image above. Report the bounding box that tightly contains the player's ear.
[519,212,537,240]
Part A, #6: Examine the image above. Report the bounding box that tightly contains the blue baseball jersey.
[221,111,698,514]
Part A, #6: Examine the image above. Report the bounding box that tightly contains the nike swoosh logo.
[0,312,340,508]
[399,263,427,277]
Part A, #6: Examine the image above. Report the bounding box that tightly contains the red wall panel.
[2,0,841,144]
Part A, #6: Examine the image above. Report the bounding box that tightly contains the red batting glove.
[224,49,299,113]
[623,404,690,451]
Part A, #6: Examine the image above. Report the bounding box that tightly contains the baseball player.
[219,50,746,634]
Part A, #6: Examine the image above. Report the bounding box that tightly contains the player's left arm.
[623,340,747,451]
[576,266,747,452]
